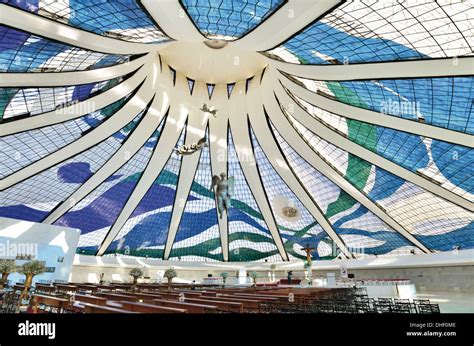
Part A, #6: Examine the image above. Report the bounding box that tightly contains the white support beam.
[0,54,150,87]
[97,65,188,255]
[280,72,474,148]
[263,83,432,253]
[0,4,156,55]
[141,0,204,42]
[229,81,289,261]
[44,61,168,224]
[232,0,341,51]
[270,56,474,81]
[273,74,474,212]
[0,65,156,191]
[247,72,353,259]
[208,84,230,261]
[163,78,209,260]
[0,64,148,136]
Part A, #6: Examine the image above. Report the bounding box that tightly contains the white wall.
[69,250,474,291]
[0,217,80,284]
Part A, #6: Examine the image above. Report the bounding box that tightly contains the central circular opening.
[203,39,228,49]
[160,41,267,84]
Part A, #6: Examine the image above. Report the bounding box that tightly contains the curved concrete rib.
[44,60,168,224]
[229,81,289,261]
[141,0,204,42]
[208,84,230,261]
[270,56,474,81]
[163,78,210,260]
[247,72,353,259]
[262,71,431,253]
[0,4,155,54]
[264,93,432,253]
[0,54,150,87]
[279,72,474,148]
[232,0,341,51]
[0,64,149,136]
[96,64,188,256]
[0,66,156,191]
[273,75,474,212]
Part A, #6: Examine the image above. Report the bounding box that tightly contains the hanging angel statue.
[200,103,218,117]
[211,172,234,218]
[174,135,208,156]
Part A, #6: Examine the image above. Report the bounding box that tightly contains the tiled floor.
[414,290,474,313]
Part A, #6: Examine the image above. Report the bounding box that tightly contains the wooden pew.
[173,290,205,297]
[77,302,137,314]
[124,292,163,303]
[200,296,261,312]
[75,284,99,293]
[95,285,117,292]
[120,301,187,314]
[232,293,287,302]
[74,294,107,306]
[56,284,79,295]
[34,284,56,295]
[31,294,70,313]
[182,297,243,313]
[152,299,218,313]
[95,292,137,302]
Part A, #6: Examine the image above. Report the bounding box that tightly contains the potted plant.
[19,260,45,299]
[129,267,144,290]
[164,268,177,291]
[219,272,228,288]
[0,259,16,289]
[250,271,259,286]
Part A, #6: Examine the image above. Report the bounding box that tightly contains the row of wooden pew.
[27,282,348,314]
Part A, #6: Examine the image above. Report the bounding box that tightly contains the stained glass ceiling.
[0,0,472,262]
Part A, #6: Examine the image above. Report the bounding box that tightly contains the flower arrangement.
[164,268,177,291]
[219,272,228,287]
[0,259,17,289]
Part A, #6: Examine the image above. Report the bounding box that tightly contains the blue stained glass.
[431,140,474,196]
[333,78,474,134]
[59,126,165,253]
[273,1,473,64]
[269,119,418,256]
[250,126,325,259]
[0,93,131,178]
[0,25,129,72]
[68,0,157,35]
[278,21,426,65]
[283,114,473,251]
[227,129,279,262]
[169,128,222,261]
[0,113,142,223]
[0,78,128,121]
[286,89,473,198]
[2,0,168,43]
[104,127,187,258]
[182,0,284,39]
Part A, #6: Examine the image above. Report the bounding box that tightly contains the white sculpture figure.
[174,136,208,156]
[211,172,234,218]
[200,103,218,117]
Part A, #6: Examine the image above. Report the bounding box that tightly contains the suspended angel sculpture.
[200,103,218,117]
[174,136,208,156]
[211,172,234,218]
